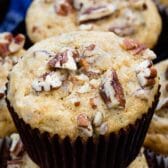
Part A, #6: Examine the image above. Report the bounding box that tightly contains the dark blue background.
[0,0,31,32]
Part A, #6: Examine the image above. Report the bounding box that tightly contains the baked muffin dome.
[26,0,161,48]
[0,32,25,138]
[7,31,159,140]
[144,59,168,155]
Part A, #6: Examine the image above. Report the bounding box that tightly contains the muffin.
[128,149,149,168]
[144,59,168,167]
[0,32,25,138]
[0,133,38,168]
[26,0,161,48]
[6,31,159,168]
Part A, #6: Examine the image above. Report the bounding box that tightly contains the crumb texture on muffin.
[26,0,161,48]
[7,31,159,140]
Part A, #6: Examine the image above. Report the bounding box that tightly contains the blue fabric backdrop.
[0,0,31,32]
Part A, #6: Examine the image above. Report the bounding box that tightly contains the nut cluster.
[77,111,108,137]
[99,69,125,109]
[0,33,25,57]
[7,133,24,167]
[135,60,157,88]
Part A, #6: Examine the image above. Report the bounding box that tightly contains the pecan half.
[78,4,116,23]
[77,113,93,137]
[48,49,77,71]
[121,38,147,55]
[109,25,136,36]
[10,133,24,159]
[99,69,126,109]
[135,60,157,88]
[55,0,73,16]
[32,71,65,92]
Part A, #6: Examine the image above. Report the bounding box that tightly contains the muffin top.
[144,59,168,155]
[0,32,25,138]
[7,31,159,140]
[26,0,161,48]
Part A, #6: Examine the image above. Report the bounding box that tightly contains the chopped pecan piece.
[8,34,25,53]
[10,133,24,159]
[78,58,89,71]
[32,71,65,92]
[93,111,103,127]
[85,44,96,51]
[78,4,116,23]
[99,69,126,109]
[109,25,136,36]
[55,0,73,16]
[77,113,93,137]
[99,122,108,135]
[0,33,25,57]
[89,97,98,109]
[135,60,157,88]
[121,38,147,55]
[48,48,77,71]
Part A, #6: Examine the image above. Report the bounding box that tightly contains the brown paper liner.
[6,88,160,168]
[144,148,168,168]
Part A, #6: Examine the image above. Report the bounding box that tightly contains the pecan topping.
[89,97,98,109]
[77,113,93,137]
[0,33,25,57]
[78,58,89,71]
[93,111,103,127]
[48,49,77,71]
[99,69,126,109]
[10,133,24,159]
[121,38,147,55]
[109,25,136,36]
[135,60,157,88]
[55,0,73,16]
[32,71,65,92]
[78,4,116,23]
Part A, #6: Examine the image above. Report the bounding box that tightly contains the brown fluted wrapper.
[6,89,160,168]
[145,148,168,168]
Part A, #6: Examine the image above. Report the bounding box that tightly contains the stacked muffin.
[0,32,25,138]
[26,0,162,48]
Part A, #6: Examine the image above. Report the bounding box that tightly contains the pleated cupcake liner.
[6,87,160,168]
[144,148,168,168]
